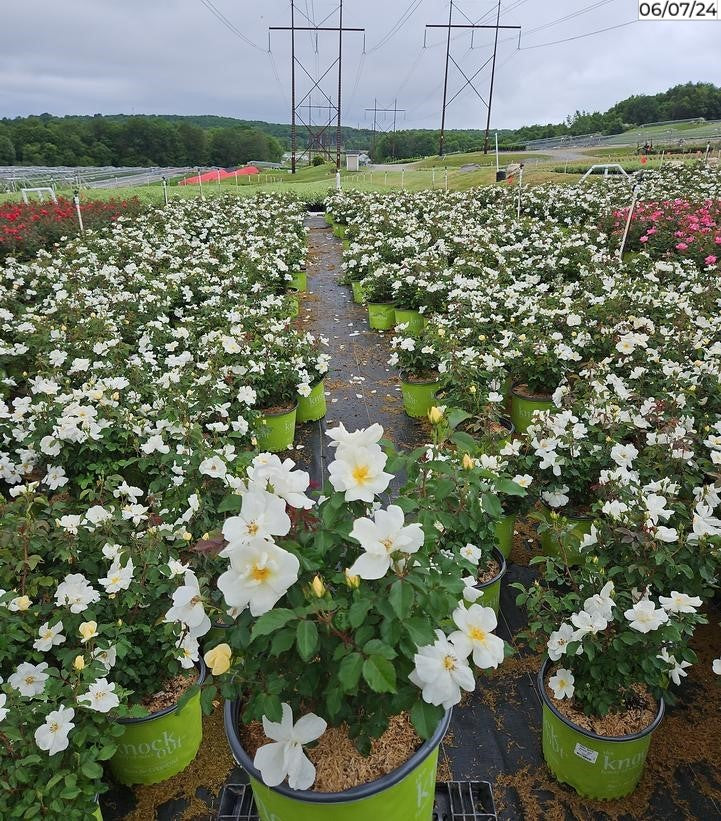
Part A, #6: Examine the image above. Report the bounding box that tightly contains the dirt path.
[296,214,426,470]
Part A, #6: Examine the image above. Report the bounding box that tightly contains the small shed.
[346,153,360,172]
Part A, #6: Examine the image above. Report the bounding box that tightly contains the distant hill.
[1,82,719,166]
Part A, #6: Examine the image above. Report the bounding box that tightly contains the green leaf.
[296,620,319,661]
[362,655,397,693]
[405,617,435,647]
[450,431,476,451]
[389,580,415,619]
[363,639,397,659]
[496,478,527,497]
[481,493,503,518]
[349,599,372,628]
[251,608,297,641]
[410,700,444,740]
[270,629,296,656]
[338,652,363,692]
[80,761,103,780]
[217,493,243,513]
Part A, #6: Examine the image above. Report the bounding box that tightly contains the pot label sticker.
[574,742,599,764]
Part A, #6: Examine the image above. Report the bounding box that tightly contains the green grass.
[598,120,721,146]
[0,161,588,208]
[416,151,551,169]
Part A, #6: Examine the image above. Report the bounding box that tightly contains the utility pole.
[427,3,520,157]
[483,0,502,155]
[365,98,405,158]
[270,2,365,174]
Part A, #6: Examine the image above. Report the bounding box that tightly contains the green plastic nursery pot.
[538,506,593,563]
[473,547,506,614]
[109,662,206,786]
[287,289,300,318]
[290,270,308,292]
[400,376,441,419]
[297,380,327,423]
[256,405,298,453]
[538,659,664,799]
[224,700,451,821]
[510,384,554,433]
[367,302,395,330]
[394,308,425,335]
[351,280,365,304]
[494,514,516,561]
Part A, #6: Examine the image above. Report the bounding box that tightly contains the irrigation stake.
[73,189,85,234]
[517,163,524,218]
[618,181,641,260]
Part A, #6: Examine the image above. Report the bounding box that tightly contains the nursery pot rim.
[537,658,665,743]
[474,546,507,590]
[539,502,595,525]
[223,700,451,803]
[510,382,554,403]
[367,300,395,308]
[118,659,207,725]
[399,370,441,387]
[260,402,299,418]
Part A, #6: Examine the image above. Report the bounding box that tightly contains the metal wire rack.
[215,781,497,820]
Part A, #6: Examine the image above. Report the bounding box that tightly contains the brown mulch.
[141,671,197,713]
[241,712,423,793]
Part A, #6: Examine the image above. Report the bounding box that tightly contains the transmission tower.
[365,99,405,158]
[270,2,365,173]
[426,1,521,156]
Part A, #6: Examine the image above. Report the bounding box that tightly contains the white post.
[401,169,405,189]
[162,177,169,206]
[217,169,221,185]
[197,169,204,199]
[335,171,341,191]
[384,171,388,186]
[517,164,524,219]
[73,189,84,233]
[660,150,665,168]
[495,132,499,172]
[618,184,640,260]
[370,171,373,185]
[432,168,436,188]
[444,167,448,191]
[235,172,239,188]
[705,141,711,162]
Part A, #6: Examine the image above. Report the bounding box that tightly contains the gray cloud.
[2,1,720,129]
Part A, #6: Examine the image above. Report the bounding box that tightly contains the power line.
[367,0,425,54]
[197,0,265,52]
[519,18,637,49]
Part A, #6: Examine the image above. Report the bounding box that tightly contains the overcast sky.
[2,0,720,130]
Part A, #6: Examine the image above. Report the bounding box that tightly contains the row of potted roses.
[324,167,721,799]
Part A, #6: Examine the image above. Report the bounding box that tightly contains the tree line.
[371,82,721,161]
[0,115,284,168]
[2,82,719,167]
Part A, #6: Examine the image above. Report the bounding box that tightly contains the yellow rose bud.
[311,575,327,598]
[462,453,476,470]
[345,569,360,589]
[478,334,486,342]
[79,621,98,643]
[73,655,85,671]
[427,406,444,425]
[202,532,210,541]
[112,391,120,400]
[182,531,192,541]
[204,643,232,676]
[469,385,477,394]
